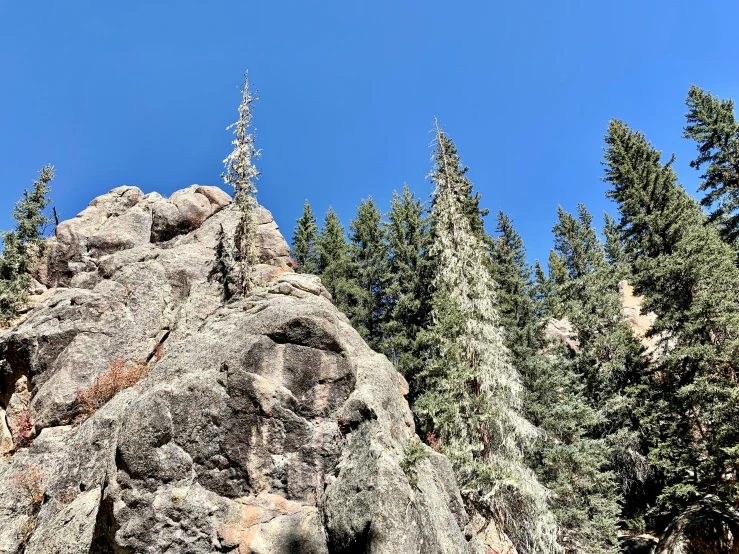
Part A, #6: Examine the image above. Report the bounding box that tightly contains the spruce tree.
[291,200,319,274]
[210,224,235,301]
[491,211,542,367]
[533,260,558,319]
[527,348,621,554]
[0,165,54,322]
[381,185,429,386]
[683,85,739,244]
[493,210,620,553]
[222,71,260,296]
[602,212,627,270]
[551,204,650,525]
[537,250,568,319]
[347,197,386,350]
[603,119,739,514]
[316,207,354,313]
[416,122,559,554]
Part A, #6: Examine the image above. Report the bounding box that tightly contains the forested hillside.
[291,86,739,552]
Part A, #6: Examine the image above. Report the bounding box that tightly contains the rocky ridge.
[0,185,489,553]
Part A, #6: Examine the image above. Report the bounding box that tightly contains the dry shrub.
[12,409,35,448]
[14,465,45,510]
[427,432,443,453]
[74,358,148,422]
[189,215,204,229]
[152,343,165,362]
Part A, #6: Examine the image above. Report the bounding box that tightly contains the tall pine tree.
[0,165,54,322]
[603,119,739,515]
[683,85,739,245]
[493,210,620,554]
[551,204,650,527]
[291,200,319,274]
[416,122,559,554]
[316,207,355,314]
[381,185,430,391]
[222,71,261,295]
[347,197,386,350]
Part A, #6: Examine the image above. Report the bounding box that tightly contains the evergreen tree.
[603,119,739,515]
[291,200,319,274]
[683,85,739,244]
[222,71,261,295]
[527,349,621,554]
[347,197,386,349]
[602,212,627,270]
[537,250,568,319]
[316,207,354,314]
[416,122,559,554]
[551,204,650,524]
[493,210,620,553]
[210,224,235,301]
[491,211,542,367]
[432,131,489,240]
[533,260,559,319]
[0,165,54,322]
[381,185,429,387]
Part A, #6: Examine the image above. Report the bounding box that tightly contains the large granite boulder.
[655,496,739,554]
[0,186,481,553]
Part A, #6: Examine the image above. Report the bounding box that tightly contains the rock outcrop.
[654,496,739,554]
[0,186,484,553]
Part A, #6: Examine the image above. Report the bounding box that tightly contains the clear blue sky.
[2,1,738,267]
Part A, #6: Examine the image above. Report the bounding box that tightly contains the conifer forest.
[290,85,739,552]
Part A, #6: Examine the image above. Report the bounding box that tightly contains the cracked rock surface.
[0,185,481,553]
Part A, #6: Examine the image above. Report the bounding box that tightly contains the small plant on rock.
[400,438,429,487]
[14,465,46,510]
[74,357,149,422]
[426,432,442,453]
[12,408,35,448]
[188,214,204,230]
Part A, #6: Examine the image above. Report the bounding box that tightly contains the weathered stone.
[0,185,481,553]
[655,496,739,554]
[620,534,659,554]
[0,407,13,454]
[545,316,579,354]
[25,486,101,554]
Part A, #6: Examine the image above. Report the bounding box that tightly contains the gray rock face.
[654,496,739,554]
[0,186,479,553]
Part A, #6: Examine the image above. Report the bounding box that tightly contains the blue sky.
[1,1,738,267]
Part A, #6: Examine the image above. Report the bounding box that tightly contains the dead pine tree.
[222,71,261,296]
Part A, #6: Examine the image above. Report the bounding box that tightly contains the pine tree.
[316,207,354,313]
[537,250,568,319]
[493,210,620,553]
[527,349,621,554]
[416,122,559,554]
[602,212,627,271]
[683,85,739,244]
[533,260,559,319]
[210,224,235,301]
[603,119,739,514]
[491,211,542,367]
[347,197,386,350]
[0,165,54,321]
[551,203,650,524]
[381,185,429,386]
[291,200,319,274]
[222,71,261,296]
